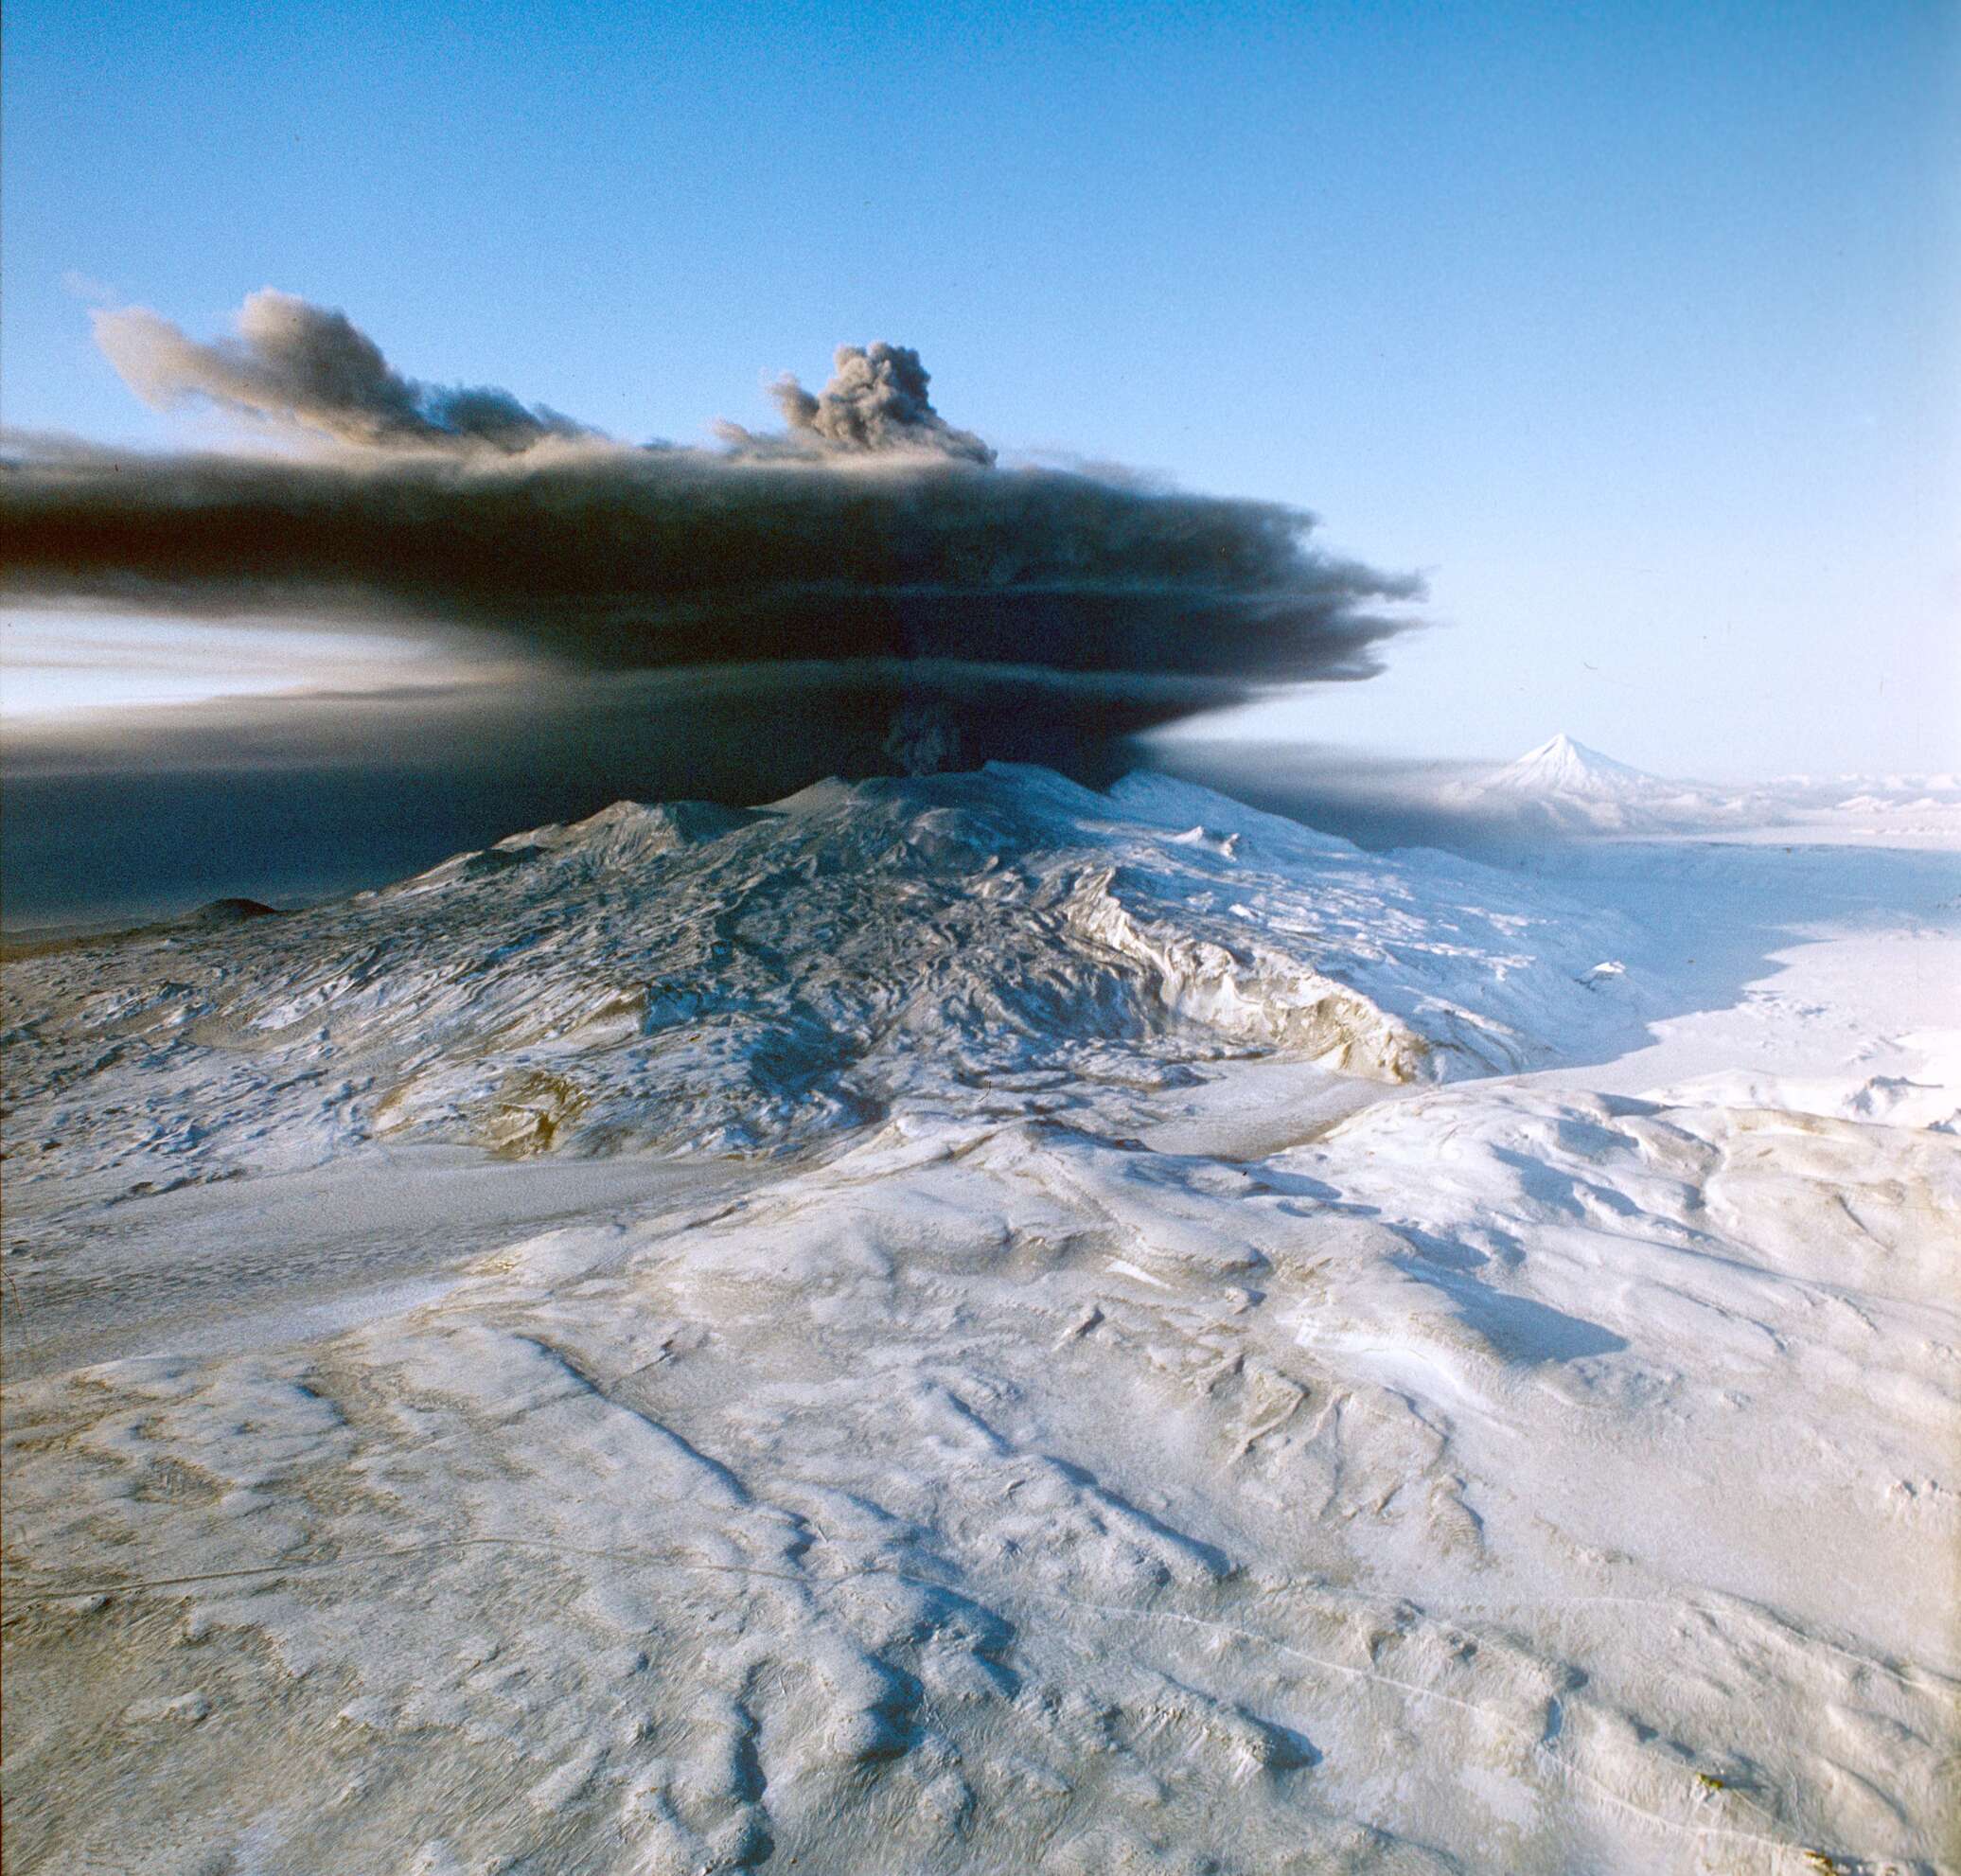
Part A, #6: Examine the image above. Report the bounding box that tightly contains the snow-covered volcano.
[1483,734,1675,804]
[0,764,1642,1194]
[1455,734,1762,831]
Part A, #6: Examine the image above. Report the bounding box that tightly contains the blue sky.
[4,0,1956,776]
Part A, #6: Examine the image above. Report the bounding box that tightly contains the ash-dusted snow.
[2,765,1955,1874]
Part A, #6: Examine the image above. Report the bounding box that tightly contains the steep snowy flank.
[0,765,1642,1189]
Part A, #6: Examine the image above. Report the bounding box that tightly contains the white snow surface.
[4,764,1957,1874]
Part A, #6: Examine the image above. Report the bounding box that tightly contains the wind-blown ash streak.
[92,290,590,451]
[2,292,1422,766]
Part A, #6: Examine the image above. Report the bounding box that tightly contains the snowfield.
[3,764,1956,1874]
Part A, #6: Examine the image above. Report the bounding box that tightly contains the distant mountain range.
[1442,734,1961,841]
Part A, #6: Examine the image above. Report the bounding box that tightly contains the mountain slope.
[0,765,1643,1195]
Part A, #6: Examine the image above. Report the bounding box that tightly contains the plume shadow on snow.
[1140,737,1564,857]
[0,725,1563,930]
[0,669,1166,926]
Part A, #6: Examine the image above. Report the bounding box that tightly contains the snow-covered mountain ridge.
[0,765,1641,1191]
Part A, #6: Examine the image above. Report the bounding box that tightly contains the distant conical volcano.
[1482,734,1676,805]
[1447,735,1761,832]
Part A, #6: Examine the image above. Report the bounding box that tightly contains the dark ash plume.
[764,343,995,463]
[5,292,1422,778]
[0,439,1417,692]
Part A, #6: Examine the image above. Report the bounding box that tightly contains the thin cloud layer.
[5,292,1422,775]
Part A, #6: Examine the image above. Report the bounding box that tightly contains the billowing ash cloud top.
[2,292,1421,774]
[763,342,995,464]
